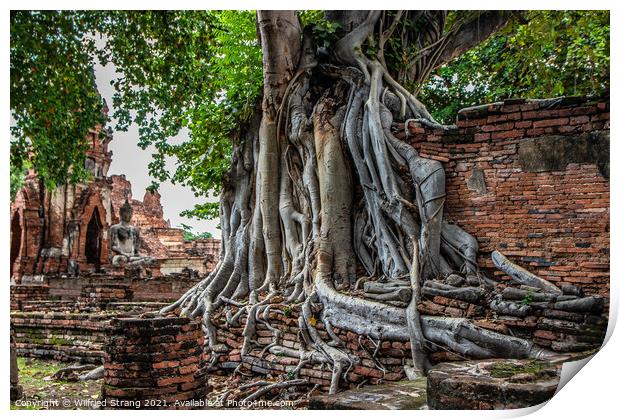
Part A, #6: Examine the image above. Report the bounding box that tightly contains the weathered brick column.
[102,316,208,409]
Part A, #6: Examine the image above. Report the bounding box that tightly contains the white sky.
[93,61,222,238]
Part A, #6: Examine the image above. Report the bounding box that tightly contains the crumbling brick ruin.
[10,119,221,283]
[102,317,208,409]
[10,94,609,404]
[203,94,610,390]
[391,95,610,298]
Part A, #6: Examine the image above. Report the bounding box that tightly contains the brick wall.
[159,258,209,276]
[210,305,408,391]
[392,95,610,297]
[102,317,208,409]
[12,312,109,363]
[12,287,606,387]
[10,275,202,363]
[10,285,50,310]
[44,274,201,302]
[11,302,166,363]
[208,291,606,392]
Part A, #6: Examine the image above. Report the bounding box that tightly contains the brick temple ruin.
[10,94,610,409]
[10,119,221,283]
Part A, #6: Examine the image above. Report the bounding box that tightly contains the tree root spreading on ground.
[158,11,578,395]
[49,364,104,382]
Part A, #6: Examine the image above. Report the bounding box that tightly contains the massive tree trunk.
[161,10,558,393]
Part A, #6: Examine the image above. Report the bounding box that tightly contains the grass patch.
[12,357,103,410]
[282,305,293,317]
[487,360,551,379]
[17,358,68,387]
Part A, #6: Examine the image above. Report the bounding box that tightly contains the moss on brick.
[487,360,552,379]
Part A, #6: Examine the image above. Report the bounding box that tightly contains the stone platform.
[309,379,427,410]
[427,359,561,409]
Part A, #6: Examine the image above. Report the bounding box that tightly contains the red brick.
[492,129,525,139]
[481,122,515,132]
[570,115,590,125]
[515,120,532,129]
[533,118,569,128]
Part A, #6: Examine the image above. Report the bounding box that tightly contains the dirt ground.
[206,371,318,409]
[11,357,316,410]
[11,358,103,410]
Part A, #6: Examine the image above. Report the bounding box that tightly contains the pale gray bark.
[492,251,562,294]
[158,10,578,395]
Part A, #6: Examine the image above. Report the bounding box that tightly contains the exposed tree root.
[50,364,103,382]
[158,11,578,394]
[241,379,309,403]
[492,251,561,294]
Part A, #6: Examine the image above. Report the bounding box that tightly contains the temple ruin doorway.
[85,207,102,268]
[10,212,22,277]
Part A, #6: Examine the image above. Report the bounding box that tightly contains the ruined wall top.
[109,175,168,229]
[391,93,609,298]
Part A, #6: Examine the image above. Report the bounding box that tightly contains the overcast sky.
[93,61,222,238]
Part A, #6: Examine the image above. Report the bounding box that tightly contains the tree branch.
[435,11,519,69]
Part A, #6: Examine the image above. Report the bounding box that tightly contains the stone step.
[309,379,427,410]
[427,359,561,410]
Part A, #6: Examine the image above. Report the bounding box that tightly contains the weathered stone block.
[427,359,561,410]
[309,379,427,410]
[518,132,609,178]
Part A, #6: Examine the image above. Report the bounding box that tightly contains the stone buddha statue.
[110,200,155,267]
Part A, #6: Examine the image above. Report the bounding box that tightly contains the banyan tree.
[11,9,608,395]
[156,11,575,393]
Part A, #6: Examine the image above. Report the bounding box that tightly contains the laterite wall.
[45,273,201,302]
[11,275,201,363]
[11,302,166,363]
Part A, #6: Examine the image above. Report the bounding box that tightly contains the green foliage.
[300,10,342,49]
[10,11,106,190]
[98,11,262,219]
[11,10,609,218]
[11,11,262,220]
[10,161,29,201]
[521,290,534,306]
[419,11,610,124]
[180,223,213,241]
[179,201,220,221]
